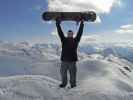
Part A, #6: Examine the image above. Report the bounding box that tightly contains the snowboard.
[42,11,96,22]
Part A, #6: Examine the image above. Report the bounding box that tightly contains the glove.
[56,17,62,24]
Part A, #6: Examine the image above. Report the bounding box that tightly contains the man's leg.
[69,62,77,88]
[60,62,68,87]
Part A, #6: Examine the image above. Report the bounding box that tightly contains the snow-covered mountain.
[0,41,133,100]
[79,43,133,63]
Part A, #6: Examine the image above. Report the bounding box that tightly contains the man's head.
[67,30,74,38]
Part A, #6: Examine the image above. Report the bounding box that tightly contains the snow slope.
[0,58,133,100]
[0,42,133,100]
[0,73,133,100]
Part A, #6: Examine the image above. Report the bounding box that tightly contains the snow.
[0,41,133,100]
[0,58,133,100]
[0,75,60,100]
[0,74,133,100]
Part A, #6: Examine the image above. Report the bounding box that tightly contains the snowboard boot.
[71,84,76,88]
[59,84,67,88]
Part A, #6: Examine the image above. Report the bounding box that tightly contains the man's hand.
[81,19,84,23]
[56,17,62,24]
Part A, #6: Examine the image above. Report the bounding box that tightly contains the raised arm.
[75,20,84,42]
[56,21,65,42]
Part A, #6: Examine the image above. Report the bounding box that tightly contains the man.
[56,19,84,88]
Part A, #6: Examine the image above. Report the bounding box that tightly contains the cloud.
[116,24,133,34]
[51,29,98,43]
[51,24,133,44]
[51,29,58,37]
[48,0,121,14]
[47,0,121,23]
[93,16,101,23]
[81,30,133,44]
[120,24,133,30]
[51,28,133,44]
[79,35,100,44]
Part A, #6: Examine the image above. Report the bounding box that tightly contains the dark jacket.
[56,22,84,62]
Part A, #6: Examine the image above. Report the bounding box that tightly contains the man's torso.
[61,38,79,62]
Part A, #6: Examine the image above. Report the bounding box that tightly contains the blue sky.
[0,0,133,43]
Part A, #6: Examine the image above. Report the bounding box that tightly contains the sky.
[0,0,133,44]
